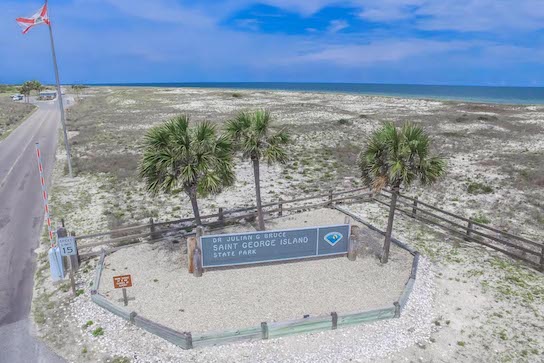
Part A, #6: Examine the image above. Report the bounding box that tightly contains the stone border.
[90,210,420,349]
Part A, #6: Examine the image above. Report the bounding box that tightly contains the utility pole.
[47,0,73,177]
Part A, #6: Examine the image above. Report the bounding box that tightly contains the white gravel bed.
[98,209,412,333]
[69,255,433,362]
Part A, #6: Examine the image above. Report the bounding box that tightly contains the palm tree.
[140,115,235,225]
[71,84,84,100]
[358,122,445,263]
[20,81,32,103]
[226,110,289,231]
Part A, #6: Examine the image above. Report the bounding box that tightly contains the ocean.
[92,82,544,105]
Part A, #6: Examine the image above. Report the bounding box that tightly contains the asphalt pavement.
[0,98,66,363]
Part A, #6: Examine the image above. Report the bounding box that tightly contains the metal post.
[47,17,73,177]
[122,288,128,306]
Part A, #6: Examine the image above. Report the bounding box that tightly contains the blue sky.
[1,0,543,86]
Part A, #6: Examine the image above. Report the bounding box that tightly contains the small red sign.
[113,275,132,289]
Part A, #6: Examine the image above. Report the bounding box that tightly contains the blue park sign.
[201,224,351,268]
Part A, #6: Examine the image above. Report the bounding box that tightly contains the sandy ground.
[32,88,544,362]
[99,209,412,333]
[0,93,36,139]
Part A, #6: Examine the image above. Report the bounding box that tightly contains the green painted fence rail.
[192,326,262,348]
[90,249,105,294]
[91,293,135,321]
[133,315,193,349]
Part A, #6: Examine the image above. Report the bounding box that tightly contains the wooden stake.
[193,248,203,277]
[348,234,357,261]
[69,231,79,271]
[278,199,283,217]
[68,258,76,295]
[187,237,197,273]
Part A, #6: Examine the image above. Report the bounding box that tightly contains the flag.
[16,4,50,34]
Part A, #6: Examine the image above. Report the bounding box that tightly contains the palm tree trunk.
[186,186,202,226]
[382,187,399,263]
[252,157,265,231]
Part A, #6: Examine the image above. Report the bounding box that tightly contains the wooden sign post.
[113,274,134,306]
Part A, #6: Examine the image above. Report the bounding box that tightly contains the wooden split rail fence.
[72,186,542,271]
[75,187,373,258]
[374,190,544,271]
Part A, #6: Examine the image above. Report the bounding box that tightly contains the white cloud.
[290,39,473,65]
[2,0,544,85]
[236,18,260,31]
[327,20,349,33]
[100,0,215,28]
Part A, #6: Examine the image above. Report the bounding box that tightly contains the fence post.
[261,322,269,340]
[187,237,197,274]
[348,233,357,262]
[331,312,338,330]
[411,196,418,218]
[328,189,334,206]
[149,217,156,241]
[193,249,202,277]
[278,199,283,217]
[70,231,80,271]
[218,207,224,225]
[540,245,544,272]
[57,225,76,295]
[465,220,473,241]
[185,332,193,349]
[193,226,204,277]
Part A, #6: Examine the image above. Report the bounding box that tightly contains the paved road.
[0,99,66,362]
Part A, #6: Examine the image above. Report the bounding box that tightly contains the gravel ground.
[99,209,412,333]
[63,243,433,363]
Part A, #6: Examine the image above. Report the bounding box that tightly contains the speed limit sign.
[58,236,77,256]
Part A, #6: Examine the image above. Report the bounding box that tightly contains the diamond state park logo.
[324,231,343,246]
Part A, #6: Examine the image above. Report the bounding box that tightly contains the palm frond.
[358,121,445,191]
[139,115,236,198]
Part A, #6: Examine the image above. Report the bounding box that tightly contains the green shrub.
[473,212,491,224]
[467,182,493,194]
[337,118,352,126]
[91,327,104,336]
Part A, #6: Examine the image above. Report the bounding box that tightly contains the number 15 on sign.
[58,236,77,256]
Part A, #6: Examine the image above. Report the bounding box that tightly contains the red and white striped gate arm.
[35,143,55,247]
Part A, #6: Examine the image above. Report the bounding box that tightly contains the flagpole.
[46,0,73,178]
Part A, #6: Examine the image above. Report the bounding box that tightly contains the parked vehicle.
[11,94,23,101]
